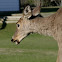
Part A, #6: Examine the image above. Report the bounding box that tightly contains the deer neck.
[29,17,53,36]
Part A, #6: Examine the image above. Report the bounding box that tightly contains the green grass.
[0,23,58,62]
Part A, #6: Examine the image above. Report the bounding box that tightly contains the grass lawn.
[0,23,58,62]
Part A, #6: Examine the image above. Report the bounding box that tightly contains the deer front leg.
[56,42,62,62]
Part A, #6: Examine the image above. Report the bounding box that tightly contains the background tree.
[20,0,61,7]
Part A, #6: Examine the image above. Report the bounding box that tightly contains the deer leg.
[56,42,62,62]
[56,48,62,62]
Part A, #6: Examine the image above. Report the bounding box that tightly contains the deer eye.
[17,24,20,27]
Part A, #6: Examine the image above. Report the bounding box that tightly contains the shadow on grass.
[0,7,59,16]
[21,7,59,13]
[0,16,7,30]
[41,8,59,12]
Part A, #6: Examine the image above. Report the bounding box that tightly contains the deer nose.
[11,39,14,42]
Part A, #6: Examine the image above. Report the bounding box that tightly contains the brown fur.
[11,5,62,62]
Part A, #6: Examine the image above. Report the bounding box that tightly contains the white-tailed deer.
[11,4,62,62]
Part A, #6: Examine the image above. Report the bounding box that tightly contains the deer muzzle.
[11,39,20,45]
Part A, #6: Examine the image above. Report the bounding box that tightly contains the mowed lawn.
[0,23,58,62]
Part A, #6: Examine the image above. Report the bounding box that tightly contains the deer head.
[11,5,41,44]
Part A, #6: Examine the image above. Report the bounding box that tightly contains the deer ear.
[32,6,41,16]
[23,5,32,18]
